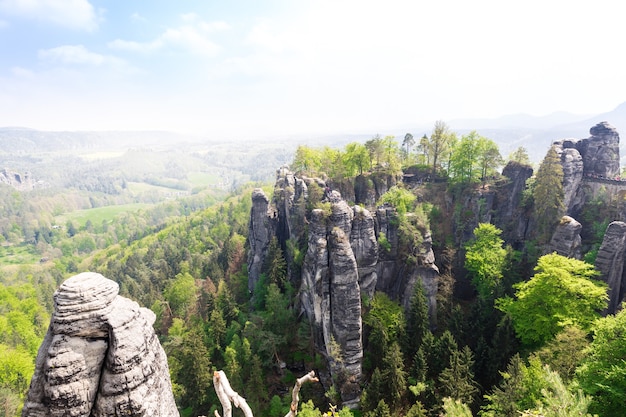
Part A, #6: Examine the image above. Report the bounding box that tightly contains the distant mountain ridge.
[2,101,625,163]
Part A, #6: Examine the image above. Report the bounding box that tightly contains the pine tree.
[263,236,287,288]
[439,346,479,406]
[532,146,564,242]
[404,281,430,362]
[382,342,407,409]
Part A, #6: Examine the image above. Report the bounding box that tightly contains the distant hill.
[3,101,626,164]
[0,129,196,153]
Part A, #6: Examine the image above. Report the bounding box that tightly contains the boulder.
[595,221,626,314]
[547,216,582,259]
[22,272,178,417]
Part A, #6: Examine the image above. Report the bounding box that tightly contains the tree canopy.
[496,253,607,348]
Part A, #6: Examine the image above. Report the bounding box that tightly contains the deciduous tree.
[497,253,607,348]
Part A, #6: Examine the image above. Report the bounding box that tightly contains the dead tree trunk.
[210,370,318,417]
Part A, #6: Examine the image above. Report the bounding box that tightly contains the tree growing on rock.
[533,146,564,242]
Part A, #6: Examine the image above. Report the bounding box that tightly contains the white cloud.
[0,0,99,30]
[38,45,134,73]
[130,12,145,22]
[108,19,228,57]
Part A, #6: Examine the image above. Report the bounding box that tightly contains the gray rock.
[351,205,378,299]
[22,272,179,417]
[247,188,276,292]
[577,122,620,178]
[547,216,582,259]
[595,221,626,315]
[493,161,533,246]
[557,145,584,212]
[252,167,439,406]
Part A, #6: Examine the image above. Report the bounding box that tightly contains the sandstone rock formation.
[553,140,584,212]
[22,272,179,417]
[0,168,42,190]
[247,188,276,292]
[547,216,582,259]
[299,204,362,406]
[578,121,620,178]
[551,122,621,216]
[595,221,626,315]
[492,161,533,247]
[248,168,438,405]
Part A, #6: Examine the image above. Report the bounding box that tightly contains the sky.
[1,0,625,137]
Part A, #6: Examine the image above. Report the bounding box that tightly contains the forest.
[1,122,624,417]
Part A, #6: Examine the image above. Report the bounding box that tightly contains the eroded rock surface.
[547,216,582,259]
[22,272,179,417]
[577,121,620,178]
[249,168,439,406]
[595,221,626,315]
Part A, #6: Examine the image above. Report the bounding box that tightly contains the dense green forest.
[1,124,623,417]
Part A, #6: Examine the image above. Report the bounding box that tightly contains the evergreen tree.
[362,367,385,412]
[365,399,391,417]
[439,346,479,406]
[382,342,407,409]
[532,146,564,242]
[404,281,430,362]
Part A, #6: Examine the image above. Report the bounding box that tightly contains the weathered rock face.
[492,161,533,247]
[247,188,276,292]
[22,272,179,417]
[594,221,626,315]
[249,168,439,406]
[547,216,582,259]
[375,206,439,323]
[299,207,362,405]
[553,140,584,212]
[350,205,378,299]
[576,121,620,178]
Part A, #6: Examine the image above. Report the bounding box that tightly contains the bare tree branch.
[209,369,319,417]
[213,370,254,417]
[284,370,319,417]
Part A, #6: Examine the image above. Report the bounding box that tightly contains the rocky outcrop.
[249,168,439,406]
[0,168,42,190]
[492,161,533,247]
[375,206,439,322]
[247,188,276,292]
[594,221,626,315]
[350,205,378,299]
[547,216,582,259]
[576,122,620,178]
[22,272,178,417]
[299,206,362,405]
[550,122,621,217]
[553,140,584,212]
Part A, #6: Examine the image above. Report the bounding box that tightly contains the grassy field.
[56,203,152,228]
[0,244,41,266]
[187,171,220,187]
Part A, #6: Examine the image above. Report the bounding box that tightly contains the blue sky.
[0,0,625,136]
